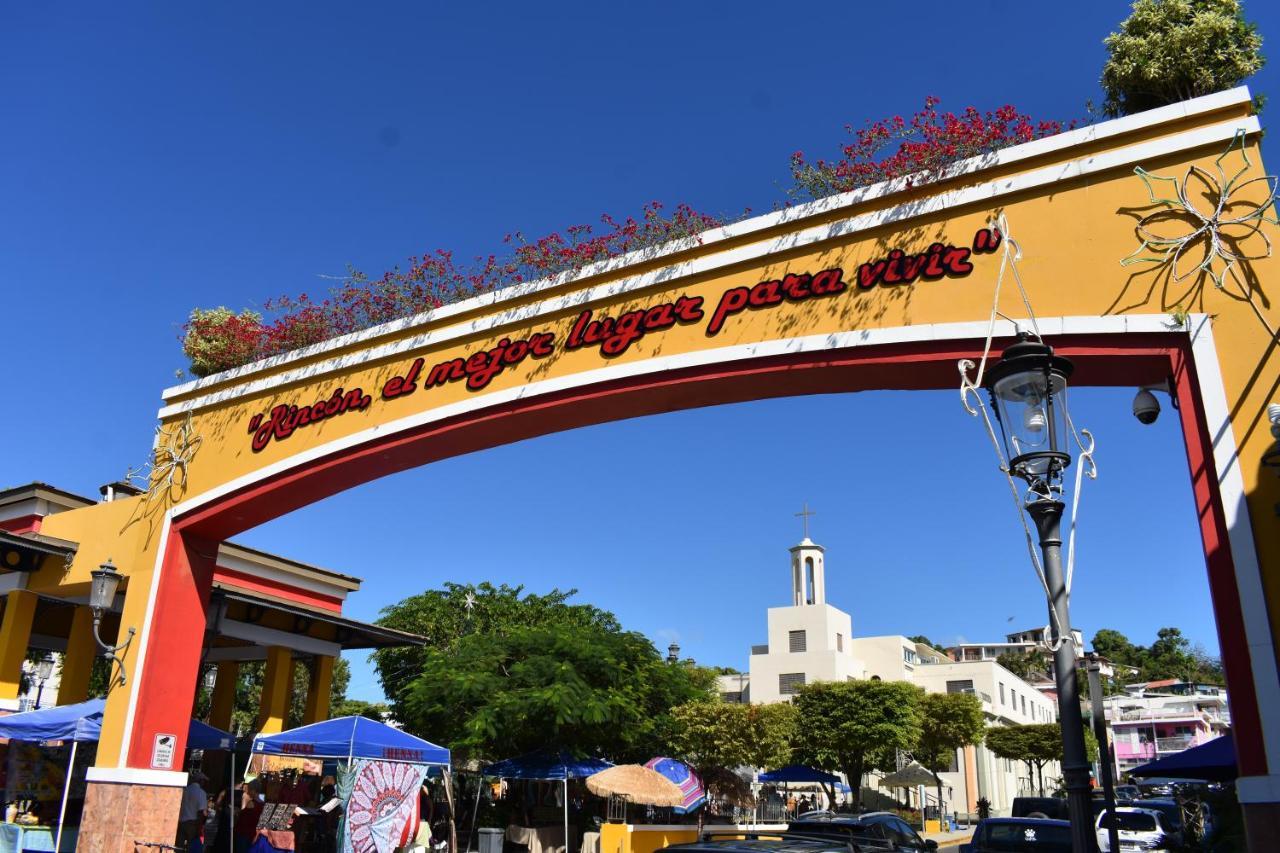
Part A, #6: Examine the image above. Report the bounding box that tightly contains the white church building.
[719,531,1061,817]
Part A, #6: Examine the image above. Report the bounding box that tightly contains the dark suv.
[789,813,939,852]
[959,818,1071,853]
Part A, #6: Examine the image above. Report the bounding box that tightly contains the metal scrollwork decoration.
[125,412,204,512]
[1122,128,1279,337]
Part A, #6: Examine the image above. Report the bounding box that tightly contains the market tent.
[758,765,842,785]
[879,762,940,788]
[0,698,104,742]
[482,750,613,853]
[188,718,235,750]
[644,757,705,814]
[482,749,612,780]
[251,715,450,765]
[0,700,239,853]
[1131,733,1236,782]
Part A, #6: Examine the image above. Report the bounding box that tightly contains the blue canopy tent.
[758,765,842,785]
[250,715,450,765]
[0,699,235,852]
[481,750,614,853]
[1131,732,1236,782]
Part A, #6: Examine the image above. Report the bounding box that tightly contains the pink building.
[1105,680,1230,776]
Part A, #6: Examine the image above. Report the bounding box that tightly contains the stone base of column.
[78,772,186,853]
[1244,801,1280,852]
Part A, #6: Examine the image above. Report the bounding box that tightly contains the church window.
[836,633,843,652]
[779,673,805,695]
[804,557,815,604]
[999,683,1006,704]
[789,630,807,653]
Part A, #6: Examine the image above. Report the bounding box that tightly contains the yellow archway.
[25,86,1280,848]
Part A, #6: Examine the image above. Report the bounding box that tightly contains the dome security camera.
[1133,388,1161,425]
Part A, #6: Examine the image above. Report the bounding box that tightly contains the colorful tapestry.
[338,759,427,853]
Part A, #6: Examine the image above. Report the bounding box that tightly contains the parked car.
[789,813,938,852]
[958,817,1072,853]
[1130,800,1186,846]
[660,831,870,853]
[1010,797,1069,821]
[1095,807,1173,852]
[1113,785,1141,802]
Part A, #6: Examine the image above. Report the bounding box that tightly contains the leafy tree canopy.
[667,701,796,800]
[1090,627,1223,685]
[791,680,924,802]
[913,692,985,811]
[401,622,717,765]
[984,723,1098,796]
[374,582,621,722]
[996,649,1050,682]
[1101,0,1264,117]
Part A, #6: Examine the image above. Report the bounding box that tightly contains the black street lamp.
[88,559,135,688]
[984,333,1094,852]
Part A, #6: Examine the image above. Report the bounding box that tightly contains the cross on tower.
[795,502,815,539]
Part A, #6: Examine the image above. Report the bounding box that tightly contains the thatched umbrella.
[586,764,685,807]
[879,762,940,788]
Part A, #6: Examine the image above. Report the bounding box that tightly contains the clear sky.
[4,2,1278,701]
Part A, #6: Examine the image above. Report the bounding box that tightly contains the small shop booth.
[0,700,234,853]
[249,716,450,853]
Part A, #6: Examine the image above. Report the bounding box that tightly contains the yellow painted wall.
[599,825,700,853]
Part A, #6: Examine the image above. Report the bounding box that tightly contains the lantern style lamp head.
[667,642,681,663]
[984,333,1075,494]
[35,655,54,683]
[89,559,122,615]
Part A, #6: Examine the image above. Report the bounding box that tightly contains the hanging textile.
[338,759,428,853]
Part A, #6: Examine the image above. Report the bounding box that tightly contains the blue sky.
[4,2,1278,701]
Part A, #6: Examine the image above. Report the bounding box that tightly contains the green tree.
[667,701,796,803]
[401,622,716,765]
[791,680,924,804]
[331,698,390,720]
[908,636,948,654]
[996,649,1049,681]
[984,723,1098,796]
[1101,0,1265,117]
[373,582,621,722]
[913,693,986,816]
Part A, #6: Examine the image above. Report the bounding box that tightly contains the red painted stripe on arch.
[212,566,344,613]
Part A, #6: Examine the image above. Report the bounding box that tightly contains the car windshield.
[1101,812,1158,832]
[984,823,1072,852]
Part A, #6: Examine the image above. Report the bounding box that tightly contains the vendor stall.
[481,750,612,853]
[250,716,450,853]
[0,700,235,853]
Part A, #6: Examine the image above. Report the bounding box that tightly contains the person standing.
[178,772,209,852]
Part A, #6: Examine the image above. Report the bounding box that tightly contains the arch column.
[303,655,334,724]
[57,605,97,706]
[209,660,239,731]
[257,646,293,734]
[0,590,37,709]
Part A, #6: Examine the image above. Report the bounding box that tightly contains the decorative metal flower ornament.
[1122,129,1278,289]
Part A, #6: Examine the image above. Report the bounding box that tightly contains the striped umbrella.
[644,757,706,814]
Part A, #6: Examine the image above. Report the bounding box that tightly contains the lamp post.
[33,655,54,709]
[984,334,1094,852]
[88,559,135,688]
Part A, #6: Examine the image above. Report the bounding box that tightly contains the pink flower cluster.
[181,202,724,376]
[183,98,1071,376]
[790,97,1073,198]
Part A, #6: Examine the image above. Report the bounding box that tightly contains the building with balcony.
[1103,681,1230,777]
